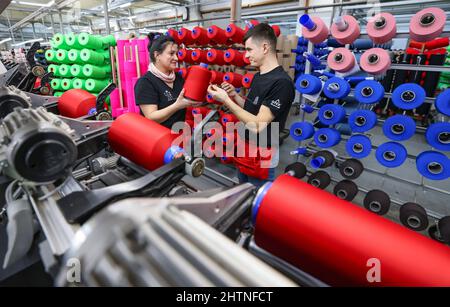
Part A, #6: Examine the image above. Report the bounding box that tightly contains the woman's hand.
[221,82,238,98]
[207,84,230,103]
[174,88,203,109]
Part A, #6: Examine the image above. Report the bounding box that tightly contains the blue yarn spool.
[354,80,385,104]
[314,42,327,48]
[346,134,372,158]
[318,104,346,125]
[299,14,316,30]
[425,122,450,151]
[296,55,305,63]
[297,37,308,46]
[323,77,351,99]
[291,46,307,54]
[391,83,426,110]
[305,53,322,67]
[416,151,450,180]
[435,89,450,116]
[300,103,315,113]
[295,74,322,95]
[291,64,305,71]
[348,110,377,133]
[351,39,374,50]
[290,122,315,141]
[314,128,341,148]
[382,115,416,141]
[375,142,407,168]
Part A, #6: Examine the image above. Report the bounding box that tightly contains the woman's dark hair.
[147,32,176,62]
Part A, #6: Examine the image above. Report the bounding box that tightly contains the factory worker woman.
[134,33,200,129]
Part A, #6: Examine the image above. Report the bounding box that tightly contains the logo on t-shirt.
[270,99,281,109]
[252,96,259,105]
[164,90,174,101]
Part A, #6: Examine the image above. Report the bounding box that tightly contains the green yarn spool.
[55,49,71,64]
[82,64,107,79]
[53,91,64,97]
[65,33,82,49]
[45,50,57,62]
[101,35,116,47]
[61,78,73,91]
[58,64,71,77]
[48,64,61,77]
[53,33,69,50]
[101,64,112,73]
[50,78,62,90]
[80,49,105,65]
[437,82,450,90]
[85,78,110,92]
[68,49,83,64]
[73,78,88,90]
[70,64,83,77]
[78,33,103,50]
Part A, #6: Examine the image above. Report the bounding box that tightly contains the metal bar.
[58,10,64,34]
[50,13,55,35]
[104,0,110,35]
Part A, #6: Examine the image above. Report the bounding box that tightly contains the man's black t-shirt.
[134,71,185,129]
[242,66,294,147]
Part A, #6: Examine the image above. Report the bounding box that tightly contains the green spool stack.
[85,78,110,92]
[73,78,88,90]
[47,32,115,99]
[70,64,83,77]
[61,78,73,91]
[80,49,105,65]
[82,64,108,79]
[50,78,62,90]
[59,64,71,77]
[68,49,83,64]
[65,33,82,50]
[53,33,69,50]
[45,50,57,63]
[78,33,104,50]
[101,35,117,47]
[55,49,71,64]
[54,92,64,97]
[48,64,61,77]
[437,48,450,90]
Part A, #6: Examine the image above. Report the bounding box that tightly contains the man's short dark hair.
[243,23,277,52]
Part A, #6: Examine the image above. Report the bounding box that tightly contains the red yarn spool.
[210,70,225,84]
[191,49,208,63]
[253,175,450,286]
[206,49,225,65]
[167,28,181,44]
[226,24,246,44]
[108,113,183,171]
[185,106,194,120]
[220,112,239,126]
[207,25,229,45]
[242,73,254,88]
[191,106,210,117]
[58,89,96,118]
[178,28,195,45]
[224,49,246,67]
[410,37,449,50]
[176,67,190,79]
[223,72,243,88]
[245,20,260,31]
[183,64,212,101]
[177,49,194,63]
[271,25,281,37]
[191,26,210,45]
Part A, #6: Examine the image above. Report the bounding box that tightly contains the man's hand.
[207,84,230,103]
[221,82,238,98]
[174,88,203,110]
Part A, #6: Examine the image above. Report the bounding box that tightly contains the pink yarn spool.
[131,77,140,113]
[367,12,397,44]
[110,88,121,118]
[327,48,355,72]
[331,15,360,45]
[116,40,128,105]
[360,48,391,75]
[409,7,447,42]
[300,15,329,44]
[124,60,137,108]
